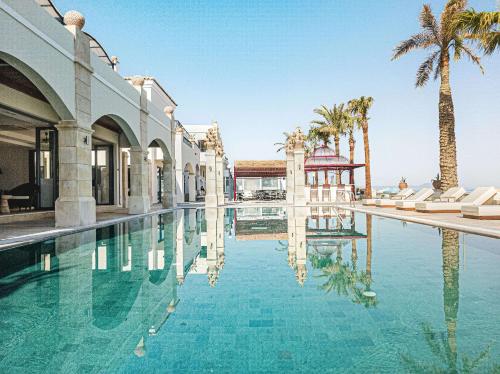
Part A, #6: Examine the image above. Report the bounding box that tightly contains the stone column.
[286,145,295,205]
[205,147,217,208]
[293,130,306,206]
[55,121,96,226]
[164,105,177,207]
[175,127,185,204]
[128,146,150,214]
[55,15,96,227]
[215,152,224,205]
[122,151,129,208]
[162,157,174,208]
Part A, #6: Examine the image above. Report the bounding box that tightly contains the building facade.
[0,0,227,226]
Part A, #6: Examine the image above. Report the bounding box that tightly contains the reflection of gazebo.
[305,146,364,190]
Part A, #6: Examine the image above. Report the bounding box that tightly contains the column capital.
[55,120,93,133]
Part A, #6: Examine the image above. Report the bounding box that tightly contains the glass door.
[35,128,58,209]
[92,145,114,205]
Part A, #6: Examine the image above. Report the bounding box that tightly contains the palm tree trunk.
[366,214,372,284]
[441,229,459,370]
[439,53,459,191]
[349,135,355,190]
[335,136,341,185]
[362,121,372,198]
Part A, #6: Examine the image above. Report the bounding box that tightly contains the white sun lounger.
[415,186,497,213]
[396,187,464,211]
[373,188,415,207]
[462,191,500,220]
[363,188,413,206]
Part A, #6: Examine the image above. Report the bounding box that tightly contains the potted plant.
[432,173,442,191]
[399,177,408,190]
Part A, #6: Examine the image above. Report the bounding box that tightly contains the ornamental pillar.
[175,127,185,203]
[216,146,225,205]
[162,156,174,208]
[55,13,96,227]
[204,126,218,208]
[293,129,306,206]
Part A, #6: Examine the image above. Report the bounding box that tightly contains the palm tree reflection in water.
[316,214,377,308]
[401,229,497,372]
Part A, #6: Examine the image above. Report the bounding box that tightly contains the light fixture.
[83,135,89,145]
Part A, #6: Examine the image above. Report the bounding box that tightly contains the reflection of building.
[234,207,287,240]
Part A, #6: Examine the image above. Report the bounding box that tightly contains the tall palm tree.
[344,110,359,185]
[392,0,484,191]
[312,104,347,185]
[454,9,500,54]
[348,96,374,198]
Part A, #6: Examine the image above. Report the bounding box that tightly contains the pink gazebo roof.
[304,145,364,171]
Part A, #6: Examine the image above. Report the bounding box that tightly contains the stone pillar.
[188,173,196,202]
[293,130,306,206]
[175,127,185,204]
[216,153,224,205]
[122,151,129,208]
[55,16,96,227]
[205,147,217,207]
[162,157,174,208]
[286,147,295,205]
[128,146,150,214]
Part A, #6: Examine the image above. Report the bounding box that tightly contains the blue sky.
[55,0,500,187]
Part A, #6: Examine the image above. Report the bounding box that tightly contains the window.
[262,178,279,189]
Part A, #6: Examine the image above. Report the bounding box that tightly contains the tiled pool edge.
[341,204,500,239]
[0,207,182,251]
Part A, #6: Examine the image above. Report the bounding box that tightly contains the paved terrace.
[343,203,500,239]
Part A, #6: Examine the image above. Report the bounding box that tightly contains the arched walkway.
[148,139,175,208]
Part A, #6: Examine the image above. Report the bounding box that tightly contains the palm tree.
[454,9,500,54]
[274,131,293,153]
[312,104,347,185]
[348,96,374,198]
[392,0,485,191]
[344,110,359,185]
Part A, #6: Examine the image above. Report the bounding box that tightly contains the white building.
[0,0,227,226]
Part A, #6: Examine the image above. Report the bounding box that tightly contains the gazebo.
[304,145,364,199]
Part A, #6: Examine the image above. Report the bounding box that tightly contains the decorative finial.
[130,76,145,86]
[63,11,85,30]
[164,105,175,115]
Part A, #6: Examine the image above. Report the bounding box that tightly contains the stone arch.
[92,114,140,147]
[0,51,73,121]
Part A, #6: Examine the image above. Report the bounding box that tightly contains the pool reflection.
[0,207,499,372]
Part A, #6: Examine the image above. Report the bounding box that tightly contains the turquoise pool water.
[1,207,500,373]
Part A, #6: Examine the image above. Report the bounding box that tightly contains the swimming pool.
[1,207,499,372]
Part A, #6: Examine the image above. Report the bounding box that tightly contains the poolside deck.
[344,203,500,239]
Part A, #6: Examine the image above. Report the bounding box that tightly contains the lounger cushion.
[462,205,500,217]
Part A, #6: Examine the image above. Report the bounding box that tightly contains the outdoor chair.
[416,186,497,213]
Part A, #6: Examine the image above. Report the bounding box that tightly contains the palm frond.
[457,43,484,72]
[420,4,441,42]
[392,32,436,60]
[416,50,440,87]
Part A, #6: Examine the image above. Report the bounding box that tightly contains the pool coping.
[0,207,200,251]
[339,204,500,239]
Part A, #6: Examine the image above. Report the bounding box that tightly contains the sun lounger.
[415,186,496,213]
[461,191,500,219]
[373,188,415,207]
[396,187,464,211]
